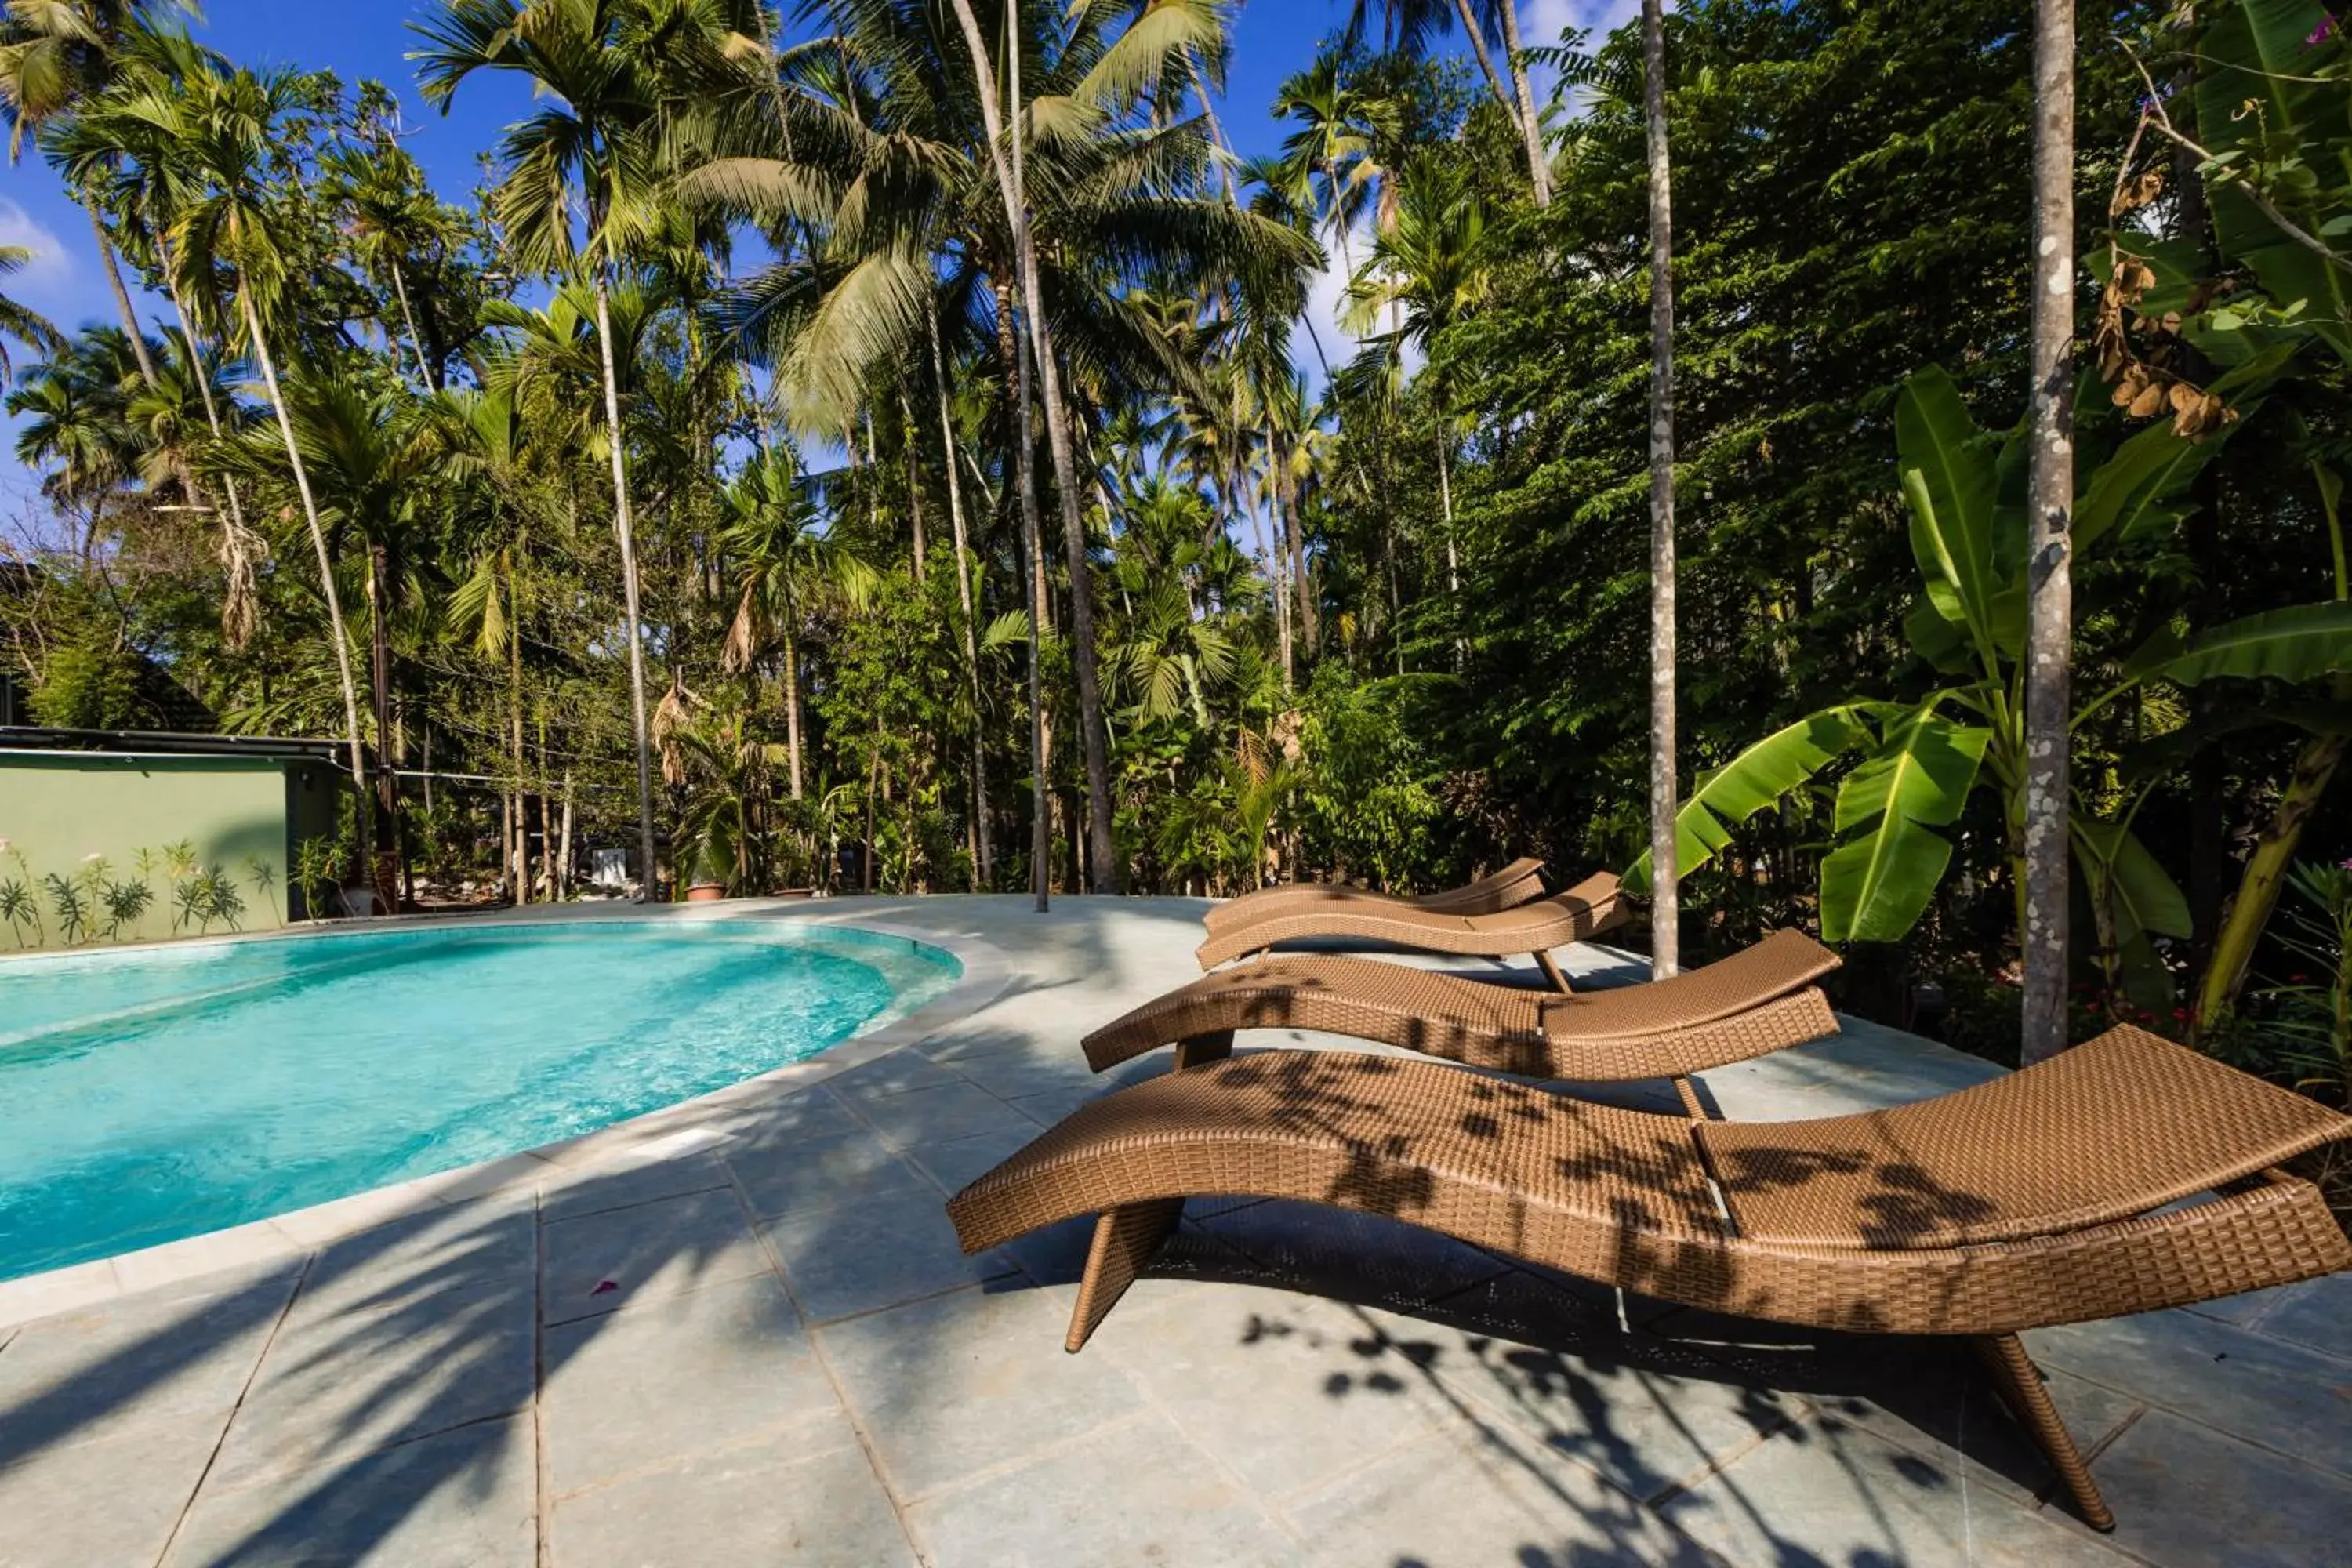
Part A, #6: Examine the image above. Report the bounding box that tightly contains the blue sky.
[0,0,1639,517]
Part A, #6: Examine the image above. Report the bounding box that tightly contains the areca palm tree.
[719,445,878,800]
[0,0,192,387]
[1345,0,1548,207]
[320,136,459,390]
[412,0,722,899]
[0,244,64,379]
[1641,0,1679,978]
[165,59,376,877]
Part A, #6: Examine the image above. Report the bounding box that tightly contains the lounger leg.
[1671,1075,1708,1121]
[1174,1029,1234,1070]
[1534,949,1574,994]
[1970,1334,2116,1532]
[1065,1200,1185,1353]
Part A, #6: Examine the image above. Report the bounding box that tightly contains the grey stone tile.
[916,1025,1043,1065]
[906,1410,1298,1567]
[1286,1423,1712,1567]
[1359,1303,1806,1508]
[2093,1408,2352,1568]
[1188,1199,1515,1315]
[2034,1308,2352,1478]
[817,1284,1144,1499]
[552,1431,913,1568]
[542,1188,770,1327]
[824,1051,967,1100]
[724,1132,933,1220]
[0,1409,227,1568]
[166,1415,535,1568]
[540,1152,732,1223]
[1657,1409,2131,1567]
[1805,1345,2142,1508]
[2180,1281,2298,1328]
[0,1271,294,1464]
[711,1087,869,1146]
[209,1290,535,1491]
[1000,1087,1102,1128]
[286,1199,536,1333]
[900,1127,1037,1197]
[2252,1270,2352,1359]
[935,1045,1095,1103]
[542,1273,839,1494]
[1087,1280,1453,1500]
[849,1081,1043,1150]
[764,1184,1016,1323]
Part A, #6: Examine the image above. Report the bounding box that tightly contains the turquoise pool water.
[0,918,960,1282]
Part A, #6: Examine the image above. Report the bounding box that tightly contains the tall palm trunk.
[387,260,436,391]
[929,302,992,887]
[782,623,804,800]
[241,289,373,884]
[87,198,159,388]
[162,266,260,648]
[367,541,400,906]
[1493,0,1552,208]
[508,572,530,902]
[1642,0,1679,981]
[1436,421,1462,667]
[2020,0,2077,1064]
[997,287,1051,913]
[949,0,1120,892]
[593,275,660,902]
[1268,452,1295,688]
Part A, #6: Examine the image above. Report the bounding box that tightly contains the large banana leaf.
[1831,712,1990,833]
[2073,822,2193,943]
[1821,815,1955,945]
[1817,711,1990,943]
[2153,601,2352,686]
[1895,368,2001,668]
[1622,706,1870,893]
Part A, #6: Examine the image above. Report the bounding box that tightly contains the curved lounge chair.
[1195,870,1628,989]
[1087,928,1842,1116]
[947,1025,2352,1530]
[1201,857,1550,935]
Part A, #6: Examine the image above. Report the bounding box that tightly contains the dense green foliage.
[7,0,2352,1091]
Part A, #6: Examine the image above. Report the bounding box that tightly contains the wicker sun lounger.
[1201,856,1551,935]
[1195,870,1628,989]
[947,1025,2352,1529]
[1088,928,1842,1116]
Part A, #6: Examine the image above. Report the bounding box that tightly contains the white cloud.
[1290,215,1427,395]
[0,198,82,310]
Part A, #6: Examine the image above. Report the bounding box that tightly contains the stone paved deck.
[2,895,2347,1566]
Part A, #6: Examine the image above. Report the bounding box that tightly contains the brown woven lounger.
[1087,929,1842,1116]
[1195,870,1628,989]
[1201,856,1550,935]
[947,1025,2352,1530]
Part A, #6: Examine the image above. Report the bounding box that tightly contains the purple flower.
[2310,16,2337,46]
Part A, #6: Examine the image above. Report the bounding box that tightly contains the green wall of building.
[0,752,343,947]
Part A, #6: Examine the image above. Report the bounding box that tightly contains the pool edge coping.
[0,901,1017,1330]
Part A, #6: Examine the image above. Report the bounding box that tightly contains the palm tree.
[413,0,685,901]
[1641,0,1679,980]
[0,0,191,389]
[320,136,457,391]
[0,244,64,379]
[1345,0,1548,207]
[7,327,140,557]
[720,445,877,800]
[165,60,376,880]
[2021,0,2076,1062]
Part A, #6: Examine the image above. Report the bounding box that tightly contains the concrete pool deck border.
[0,899,1015,1330]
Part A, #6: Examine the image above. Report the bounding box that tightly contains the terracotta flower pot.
[685,883,728,903]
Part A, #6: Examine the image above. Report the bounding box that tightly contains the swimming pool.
[0,917,960,1282]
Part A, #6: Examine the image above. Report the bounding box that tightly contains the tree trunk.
[1436,423,1463,669]
[1494,0,1553,208]
[782,626,804,800]
[2020,0,2077,1065]
[509,576,530,903]
[242,290,373,885]
[163,270,260,650]
[368,541,399,908]
[88,199,158,388]
[1269,444,1295,689]
[899,387,927,577]
[948,0,1120,893]
[1642,0,1680,981]
[929,302,991,888]
[999,289,1052,914]
[593,277,661,903]
[2198,734,2349,1028]
[557,772,575,898]
[388,260,437,392]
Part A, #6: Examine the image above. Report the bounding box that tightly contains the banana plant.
[1630,360,2352,982]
